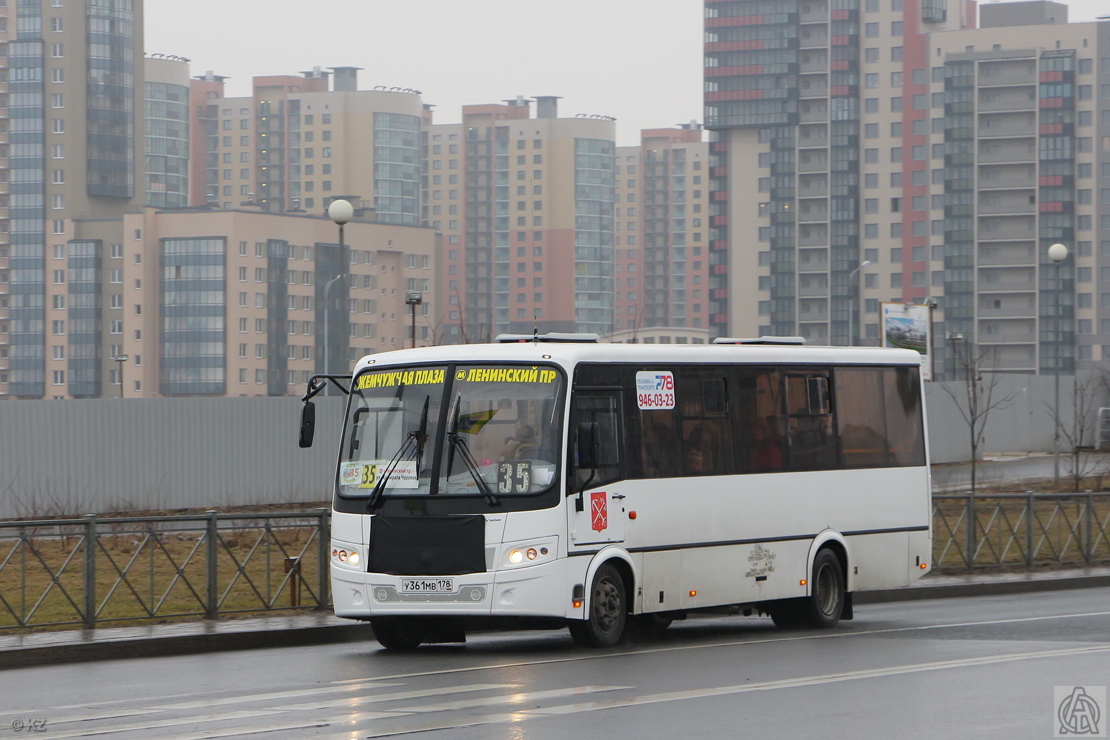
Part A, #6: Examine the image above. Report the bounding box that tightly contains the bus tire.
[569,564,627,648]
[803,548,845,628]
[371,618,426,651]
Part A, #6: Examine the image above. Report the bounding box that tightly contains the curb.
[0,622,370,671]
[2,574,1108,670]
[855,573,1110,604]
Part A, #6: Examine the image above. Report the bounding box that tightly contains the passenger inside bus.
[746,417,784,472]
[683,422,721,475]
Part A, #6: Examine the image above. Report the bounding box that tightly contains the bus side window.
[642,416,681,478]
[785,372,838,471]
[572,395,622,487]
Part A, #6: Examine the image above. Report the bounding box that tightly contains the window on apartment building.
[50,16,63,31]
[865,47,879,63]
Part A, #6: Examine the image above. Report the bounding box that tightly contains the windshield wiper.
[445,394,500,506]
[366,396,430,510]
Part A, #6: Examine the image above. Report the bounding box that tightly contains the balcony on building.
[800,51,829,74]
[798,247,829,273]
[798,225,829,247]
[978,241,1036,267]
[798,275,829,298]
[977,89,1037,112]
[798,174,828,197]
[799,102,829,124]
[977,191,1036,215]
[977,60,1037,88]
[978,295,1036,319]
[977,265,1037,293]
[978,318,1037,345]
[798,76,829,99]
[977,112,1036,138]
[798,297,829,322]
[798,124,829,149]
[977,139,1036,163]
[797,200,829,223]
[798,151,829,172]
[799,27,829,48]
[978,164,1036,189]
[978,215,1036,241]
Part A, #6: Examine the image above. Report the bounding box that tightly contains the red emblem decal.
[591,491,608,532]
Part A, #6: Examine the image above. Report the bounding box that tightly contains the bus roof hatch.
[495,332,601,344]
[712,336,807,346]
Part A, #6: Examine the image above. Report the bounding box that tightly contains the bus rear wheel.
[805,548,846,628]
[371,618,426,651]
[569,564,627,648]
[770,548,846,629]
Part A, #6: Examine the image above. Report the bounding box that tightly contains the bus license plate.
[401,578,455,594]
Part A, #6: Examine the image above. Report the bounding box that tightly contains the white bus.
[299,334,931,650]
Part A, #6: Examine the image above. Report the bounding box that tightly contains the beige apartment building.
[615,126,712,335]
[708,0,1109,377]
[103,207,436,398]
[1,0,147,399]
[425,97,617,342]
[191,67,423,225]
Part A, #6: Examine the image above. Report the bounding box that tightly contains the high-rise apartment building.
[191,67,423,224]
[144,55,189,208]
[615,126,712,335]
[1,0,146,399]
[707,0,1108,377]
[426,98,617,342]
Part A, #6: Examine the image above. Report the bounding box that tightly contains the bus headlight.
[332,543,363,570]
[501,538,557,570]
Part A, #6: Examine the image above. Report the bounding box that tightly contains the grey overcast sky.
[145,0,1107,147]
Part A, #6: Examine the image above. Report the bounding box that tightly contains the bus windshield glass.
[338,364,564,499]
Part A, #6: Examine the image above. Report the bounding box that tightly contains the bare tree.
[1050,368,1110,491]
[940,342,1019,496]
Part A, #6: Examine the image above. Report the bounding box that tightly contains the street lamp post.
[325,200,354,389]
[1048,242,1069,486]
[848,260,872,346]
[110,354,128,399]
[405,292,423,349]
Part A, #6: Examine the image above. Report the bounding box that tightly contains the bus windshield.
[338,364,564,499]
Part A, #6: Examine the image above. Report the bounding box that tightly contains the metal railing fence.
[933,492,1110,570]
[0,510,330,630]
[2,494,1109,630]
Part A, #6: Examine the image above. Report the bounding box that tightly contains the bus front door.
[568,393,626,546]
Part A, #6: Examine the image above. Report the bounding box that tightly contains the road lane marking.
[279,683,517,711]
[328,608,1110,685]
[347,643,1110,738]
[397,685,630,712]
[151,681,405,710]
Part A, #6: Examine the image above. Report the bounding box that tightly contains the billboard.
[881,302,933,380]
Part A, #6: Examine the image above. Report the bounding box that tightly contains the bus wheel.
[804,548,845,628]
[569,564,627,648]
[371,618,426,651]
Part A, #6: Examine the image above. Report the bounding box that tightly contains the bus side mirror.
[577,421,600,469]
[299,401,316,449]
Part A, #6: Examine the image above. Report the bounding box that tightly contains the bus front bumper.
[331,557,574,621]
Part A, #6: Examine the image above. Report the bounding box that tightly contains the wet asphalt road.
[2,587,1108,739]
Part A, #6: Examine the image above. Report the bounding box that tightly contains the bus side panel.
[842,532,914,591]
[641,541,811,613]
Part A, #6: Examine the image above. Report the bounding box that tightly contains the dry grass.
[0,519,326,632]
[932,493,1110,571]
